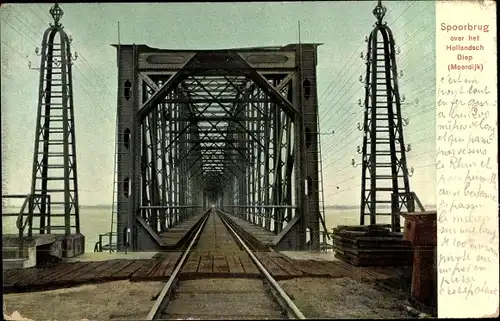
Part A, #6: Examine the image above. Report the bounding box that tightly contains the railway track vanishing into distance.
[146,209,305,320]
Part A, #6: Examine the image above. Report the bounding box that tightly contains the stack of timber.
[332,225,413,267]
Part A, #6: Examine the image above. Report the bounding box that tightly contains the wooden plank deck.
[3,251,404,293]
[226,255,245,274]
[3,259,148,292]
[158,213,208,248]
[3,214,406,293]
[218,212,276,247]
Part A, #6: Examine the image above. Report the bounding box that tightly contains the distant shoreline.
[2,204,113,209]
[3,204,436,210]
[324,205,436,210]
[80,205,113,208]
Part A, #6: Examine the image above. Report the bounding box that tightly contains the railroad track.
[146,209,305,320]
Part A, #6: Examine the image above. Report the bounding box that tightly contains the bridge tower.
[354,0,414,232]
[29,3,84,256]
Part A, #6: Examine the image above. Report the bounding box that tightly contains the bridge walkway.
[218,210,277,248]
[158,212,208,248]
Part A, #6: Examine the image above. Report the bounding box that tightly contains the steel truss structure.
[29,4,81,238]
[354,0,418,232]
[113,43,326,251]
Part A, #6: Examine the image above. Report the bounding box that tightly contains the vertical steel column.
[273,108,282,233]
[159,98,168,231]
[300,45,321,251]
[257,95,263,227]
[294,43,321,250]
[178,100,187,221]
[114,43,137,250]
[167,98,174,226]
[173,95,179,224]
[238,120,246,219]
[130,44,141,250]
[263,97,271,230]
[250,102,257,224]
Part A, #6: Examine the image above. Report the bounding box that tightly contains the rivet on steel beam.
[356,146,362,154]
[35,47,41,56]
[405,144,412,152]
[358,98,363,107]
[359,75,364,83]
[401,95,406,102]
[351,158,360,168]
[408,167,414,177]
[402,118,409,126]
[357,122,364,131]
[396,47,401,55]
[399,70,404,78]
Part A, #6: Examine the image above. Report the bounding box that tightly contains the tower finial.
[372,0,387,25]
[49,3,64,26]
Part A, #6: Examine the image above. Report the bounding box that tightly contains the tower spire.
[49,3,64,27]
[29,3,83,256]
[372,0,387,25]
[354,0,415,232]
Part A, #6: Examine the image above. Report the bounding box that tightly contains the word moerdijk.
[446,44,484,51]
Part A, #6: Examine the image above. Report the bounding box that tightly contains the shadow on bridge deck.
[150,209,276,251]
[217,211,276,250]
[157,212,208,248]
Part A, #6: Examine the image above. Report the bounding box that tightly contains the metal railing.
[224,205,298,235]
[94,231,114,252]
[139,205,204,232]
[2,194,51,258]
[93,231,130,253]
[94,206,205,253]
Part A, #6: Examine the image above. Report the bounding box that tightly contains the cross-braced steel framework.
[113,44,323,251]
[354,0,415,232]
[29,3,81,238]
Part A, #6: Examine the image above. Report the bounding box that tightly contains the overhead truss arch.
[112,43,326,251]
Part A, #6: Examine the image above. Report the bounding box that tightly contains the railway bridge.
[107,41,326,253]
[1,0,427,261]
[2,1,438,318]
[1,0,428,260]
[2,3,437,316]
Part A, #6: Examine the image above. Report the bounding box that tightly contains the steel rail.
[145,211,211,320]
[218,211,306,319]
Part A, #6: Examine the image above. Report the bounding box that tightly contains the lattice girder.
[357,1,412,232]
[113,43,322,250]
[29,4,80,237]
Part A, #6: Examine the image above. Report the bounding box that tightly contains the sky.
[1,1,436,207]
